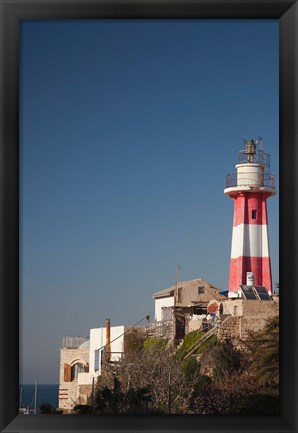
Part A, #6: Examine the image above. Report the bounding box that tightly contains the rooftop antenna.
[175,264,183,305]
[256,136,264,153]
[176,264,182,288]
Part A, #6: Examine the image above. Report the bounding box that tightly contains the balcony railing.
[62,336,89,349]
[146,320,173,339]
[238,150,270,166]
[225,173,276,190]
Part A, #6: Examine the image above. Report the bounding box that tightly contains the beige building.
[58,337,91,411]
[149,278,227,339]
[148,277,279,343]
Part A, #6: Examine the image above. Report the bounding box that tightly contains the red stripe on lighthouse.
[228,256,272,294]
[232,193,269,226]
[225,142,275,298]
[228,192,272,296]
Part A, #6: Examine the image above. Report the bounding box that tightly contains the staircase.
[183,317,229,360]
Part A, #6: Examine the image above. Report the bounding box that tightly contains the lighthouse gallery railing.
[225,172,276,189]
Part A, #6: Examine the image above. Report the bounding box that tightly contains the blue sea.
[19,384,59,412]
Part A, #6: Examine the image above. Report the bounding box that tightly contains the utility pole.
[173,264,182,340]
[33,379,38,414]
[175,264,182,301]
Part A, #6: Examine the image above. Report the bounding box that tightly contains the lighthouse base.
[228,289,242,299]
[228,255,272,297]
[228,285,273,300]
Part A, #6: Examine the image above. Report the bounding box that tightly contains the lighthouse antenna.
[256,136,264,153]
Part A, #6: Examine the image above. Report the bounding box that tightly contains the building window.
[252,210,257,219]
[198,286,205,294]
[71,362,85,381]
[94,349,101,371]
[194,306,207,315]
[162,307,172,321]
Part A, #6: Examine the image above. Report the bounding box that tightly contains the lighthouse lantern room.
[224,138,276,298]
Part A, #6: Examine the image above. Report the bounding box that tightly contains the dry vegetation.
[72,317,279,415]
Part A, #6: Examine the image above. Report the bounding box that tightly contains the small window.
[198,286,205,294]
[194,306,207,315]
[162,307,172,321]
[71,362,85,381]
[252,210,257,219]
[94,349,100,372]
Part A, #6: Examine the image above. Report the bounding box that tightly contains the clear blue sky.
[19,19,279,384]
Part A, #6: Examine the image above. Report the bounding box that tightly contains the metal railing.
[62,336,89,349]
[146,320,173,339]
[183,316,230,359]
[238,150,270,166]
[225,173,276,189]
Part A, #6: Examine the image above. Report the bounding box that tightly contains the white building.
[89,325,127,379]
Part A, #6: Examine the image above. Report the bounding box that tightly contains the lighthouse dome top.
[224,137,276,196]
[244,138,256,158]
[238,137,270,166]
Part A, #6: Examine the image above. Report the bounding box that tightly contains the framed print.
[0,1,297,433]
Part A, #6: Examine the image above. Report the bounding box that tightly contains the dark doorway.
[175,316,185,340]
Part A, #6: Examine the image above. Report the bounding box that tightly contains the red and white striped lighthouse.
[224,138,276,298]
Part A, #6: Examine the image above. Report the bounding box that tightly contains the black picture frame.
[0,1,297,432]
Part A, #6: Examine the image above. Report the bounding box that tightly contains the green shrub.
[196,334,217,354]
[143,337,167,350]
[176,331,204,359]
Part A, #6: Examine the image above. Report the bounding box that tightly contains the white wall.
[77,372,90,386]
[154,296,174,321]
[89,325,125,381]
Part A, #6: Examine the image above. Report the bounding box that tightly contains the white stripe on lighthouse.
[230,224,270,258]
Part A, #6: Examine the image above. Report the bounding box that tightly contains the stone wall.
[217,316,240,342]
[78,385,92,405]
[242,299,279,318]
[58,347,90,411]
[222,298,279,318]
[217,299,279,349]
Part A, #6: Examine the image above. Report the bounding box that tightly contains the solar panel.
[240,285,258,300]
[254,286,272,301]
[258,293,272,300]
[254,286,267,293]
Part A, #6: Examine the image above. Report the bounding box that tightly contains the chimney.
[105,318,111,362]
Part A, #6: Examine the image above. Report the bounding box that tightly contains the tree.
[95,337,206,414]
[95,374,151,414]
[199,340,240,381]
[39,403,53,414]
[245,315,279,388]
[197,370,258,414]
[73,404,92,414]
